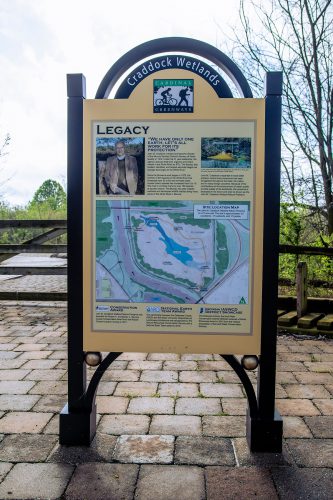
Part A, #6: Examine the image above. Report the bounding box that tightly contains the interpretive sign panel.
[83,74,265,354]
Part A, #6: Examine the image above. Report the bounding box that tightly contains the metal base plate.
[59,403,96,446]
[246,409,283,452]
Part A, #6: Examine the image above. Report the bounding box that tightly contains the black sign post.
[60,37,283,452]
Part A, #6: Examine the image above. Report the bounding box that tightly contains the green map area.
[95,200,250,305]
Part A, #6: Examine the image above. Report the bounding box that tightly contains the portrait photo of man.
[96,137,145,195]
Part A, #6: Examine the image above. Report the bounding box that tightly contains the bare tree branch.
[231,0,333,236]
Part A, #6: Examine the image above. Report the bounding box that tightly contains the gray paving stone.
[28,380,67,395]
[233,438,294,466]
[19,350,53,360]
[43,414,59,434]
[287,438,333,467]
[294,372,333,384]
[325,384,333,396]
[49,350,67,359]
[117,352,147,360]
[0,411,53,433]
[95,395,129,414]
[0,434,58,462]
[48,433,117,464]
[277,361,307,372]
[175,397,221,415]
[98,414,150,435]
[276,398,320,416]
[0,394,40,411]
[179,370,217,383]
[283,416,312,438]
[0,343,18,351]
[0,462,13,481]
[0,351,20,360]
[97,381,117,395]
[222,397,247,415]
[272,466,333,500]
[216,370,242,382]
[21,359,59,369]
[150,415,202,435]
[0,380,35,394]
[25,368,66,381]
[0,358,26,369]
[32,394,67,412]
[140,370,178,382]
[276,371,298,384]
[108,360,129,370]
[64,463,139,500]
[181,354,214,360]
[0,463,74,499]
[276,383,288,398]
[158,382,199,397]
[113,434,174,463]
[202,416,246,437]
[206,466,278,499]
[114,381,158,396]
[148,353,179,360]
[135,465,205,500]
[14,343,48,352]
[163,361,198,371]
[104,369,140,382]
[284,383,331,399]
[200,382,243,397]
[304,361,333,373]
[128,360,162,370]
[278,352,312,362]
[197,360,229,370]
[304,416,333,437]
[313,398,333,415]
[175,436,235,466]
[128,397,174,414]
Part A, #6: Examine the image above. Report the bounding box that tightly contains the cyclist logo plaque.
[154,79,194,113]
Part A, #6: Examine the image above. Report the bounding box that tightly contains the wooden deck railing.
[0,220,67,275]
[1,220,333,330]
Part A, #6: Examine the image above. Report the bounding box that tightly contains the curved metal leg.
[222,355,258,418]
[84,352,122,411]
[60,351,122,445]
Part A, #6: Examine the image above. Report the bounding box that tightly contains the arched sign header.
[115,55,233,98]
[95,37,253,99]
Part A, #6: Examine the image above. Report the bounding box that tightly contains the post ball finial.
[85,352,103,367]
[241,355,259,371]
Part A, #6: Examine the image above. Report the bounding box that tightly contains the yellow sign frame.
[83,70,265,354]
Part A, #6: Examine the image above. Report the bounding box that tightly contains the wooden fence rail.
[0,220,67,273]
[0,219,333,334]
[1,220,333,272]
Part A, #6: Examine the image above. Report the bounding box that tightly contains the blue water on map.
[142,216,193,265]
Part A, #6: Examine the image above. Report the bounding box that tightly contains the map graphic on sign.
[96,200,250,305]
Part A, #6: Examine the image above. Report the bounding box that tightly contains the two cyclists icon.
[155,87,191,106]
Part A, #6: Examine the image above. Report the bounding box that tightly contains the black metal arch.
[95,37,253,99]
[222,355,258,418]
[84,352,122,411]
[81,352,259,419]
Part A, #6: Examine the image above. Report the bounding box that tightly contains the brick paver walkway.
[0,301,332,499]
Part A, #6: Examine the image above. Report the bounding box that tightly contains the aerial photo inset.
[201,137,251,168]
[95,200,250,305]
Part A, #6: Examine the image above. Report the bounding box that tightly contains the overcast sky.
[0,0,243,206]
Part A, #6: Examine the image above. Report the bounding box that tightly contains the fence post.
[296,261,308,317]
